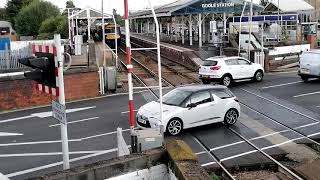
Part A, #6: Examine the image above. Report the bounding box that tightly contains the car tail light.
[210,66,221,71]
[234,98,239,102]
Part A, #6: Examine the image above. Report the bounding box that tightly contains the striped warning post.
[31,43,60,97]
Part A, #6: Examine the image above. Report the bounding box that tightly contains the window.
[225,59,238,65]
[202,60,218,66]
[211,89,234,99]
[238,59,250,65]
[161,89,192,106]
[188,91,211,106]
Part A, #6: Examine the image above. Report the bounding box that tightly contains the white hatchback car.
[199,56,264,86]
[136,85,240,135]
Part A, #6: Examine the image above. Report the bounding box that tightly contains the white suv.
[199,56,264,86]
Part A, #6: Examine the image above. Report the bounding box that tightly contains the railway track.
[239,87,320,147]
[119,40,200,86]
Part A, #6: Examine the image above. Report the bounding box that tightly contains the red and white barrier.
[31,43,60,96]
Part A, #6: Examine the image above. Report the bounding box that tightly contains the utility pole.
[55,34,70,170]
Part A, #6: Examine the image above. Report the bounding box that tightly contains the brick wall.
[0,70,99,111]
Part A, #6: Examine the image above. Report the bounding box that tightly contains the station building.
[129,0,316,51]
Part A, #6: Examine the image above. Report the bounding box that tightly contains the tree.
[113,9,124,26]
[260,0,269,6]
[5,0,33,27]
[38,16,68,39]
[0,8,8,20]
[15,0,60,36]
[66,0,75,8]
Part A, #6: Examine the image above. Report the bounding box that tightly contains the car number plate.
[203,75,209,78]
[301,68,310,74]
[138,118,146,124]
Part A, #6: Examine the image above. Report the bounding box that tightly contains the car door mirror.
[187,103,197,109]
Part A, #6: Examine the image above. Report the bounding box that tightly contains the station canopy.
[265,0,314,12]
[129,0,264,19]
[68,7,112,20]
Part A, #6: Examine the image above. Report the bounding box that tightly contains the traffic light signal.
[18,52,56,87]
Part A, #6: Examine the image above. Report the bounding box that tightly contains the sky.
[0,0,261,15]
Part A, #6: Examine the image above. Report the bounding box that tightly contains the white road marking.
[261,81,302,89]
[0,151,106,157]
[0,116,33,124]
[0,129,131,147]
[121,110,138,114]
[49,117,99,127]
[0,132,23,137]
[6,146,130,178]
[0,139,81,147]
[80,128,131,140]
[316,106,320,108]
[293,91,320,98]
[0,106,96,124]
[201,162,217,167]
[220,150,258,162]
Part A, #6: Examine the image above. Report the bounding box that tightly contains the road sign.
[52,100,66,124]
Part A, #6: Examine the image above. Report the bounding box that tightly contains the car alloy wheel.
[224,109,238,125]
[222,76,231,87]
[255,71,263,82]
[167,119,182,135]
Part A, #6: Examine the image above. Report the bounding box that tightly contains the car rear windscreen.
[202,61,218,66]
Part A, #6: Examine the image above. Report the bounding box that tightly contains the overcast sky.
[0,0,260,14]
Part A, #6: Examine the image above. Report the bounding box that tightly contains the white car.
[199,56,264,87]
[136,85,240,136]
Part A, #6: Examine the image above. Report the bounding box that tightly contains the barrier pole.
[124,0,134,135]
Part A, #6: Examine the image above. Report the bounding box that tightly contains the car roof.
[175,84,227,92]
[204,56,243,61]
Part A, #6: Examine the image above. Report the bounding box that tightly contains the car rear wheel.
[224,109,238,126]
[301,76,309,82]
[220,75,232,87]
[166,118,183,136]
[254,71,264,82]
[202,79,211,84]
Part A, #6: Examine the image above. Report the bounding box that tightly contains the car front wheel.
[254,71,264,82]
[224,109,238,126]
[166,118,183,136]
[220,75,232,87]
[301,76,309,82]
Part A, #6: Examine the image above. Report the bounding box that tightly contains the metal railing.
[0,47,31,71]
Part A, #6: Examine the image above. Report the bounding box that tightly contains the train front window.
[105,28,120,34]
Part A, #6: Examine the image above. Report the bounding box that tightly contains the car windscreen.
[160,89,192,106]
[202,60,218,66]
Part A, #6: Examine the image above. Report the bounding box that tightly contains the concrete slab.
[294,159,320,180]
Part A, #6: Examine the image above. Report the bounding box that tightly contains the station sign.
[52,100,67,124]
[202,2,235,8]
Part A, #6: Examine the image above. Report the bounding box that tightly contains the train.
[95,23,121,48]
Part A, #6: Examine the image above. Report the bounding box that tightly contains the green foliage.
[0,8,8,20]
[210,173,221,180]
[4,0,32,27]
[113,9,124,27]
[66,0,75,8]
[38,16,68,39]
[15,0,60,36]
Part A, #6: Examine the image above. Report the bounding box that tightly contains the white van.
[298,50,320,81]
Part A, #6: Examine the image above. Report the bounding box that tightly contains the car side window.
[225,59,238,65]
[190,91,212,106]
[211,89,234,99]
[238,59,250,65]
